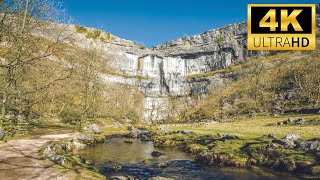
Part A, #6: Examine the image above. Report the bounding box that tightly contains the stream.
[75,137,298,180]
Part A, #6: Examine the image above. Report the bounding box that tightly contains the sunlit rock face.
[97,22,275,122]
[63,11,320,122]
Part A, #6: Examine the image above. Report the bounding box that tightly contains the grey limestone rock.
[0,128,5,140]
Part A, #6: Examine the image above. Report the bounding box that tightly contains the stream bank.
[76,134,299,180]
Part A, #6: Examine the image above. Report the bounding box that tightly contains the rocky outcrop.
[272,133,301,149]
[297,138,320,151]
[43,133,103,165]
[84,124,101,134]
[37,7,320,122]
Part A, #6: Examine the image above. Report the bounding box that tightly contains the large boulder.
[297,139,320,151]
[127,128,151,139]
[70,133,96,145]
[84,124,101,134]
[128,128,142,138]
[273,133,300,149]
[284,133,300,141]
[43,143,72,158]
[273,139,295,149]
[0,128,5,140]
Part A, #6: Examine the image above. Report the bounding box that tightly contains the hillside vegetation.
[183,48,320,122]
[0,0,143,136]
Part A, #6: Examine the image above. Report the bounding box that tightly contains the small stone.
[0,128,5,140]
[50,155,65,165]
[124,139,134,143]
[270,143,278,148]
[223,134,239,140]
[297,139,320,151]
[84,124,101,134]
[149,177,174,180]
[85,159,94,165]
[112,166,123,172]
[287,117,294,123]
[262,134,277,139]
[151,151,165,157]
[283,133,300,141]
[295,118,305,125]
[179,130,193,134]
[111,176,126,180]
[156,162,169,168]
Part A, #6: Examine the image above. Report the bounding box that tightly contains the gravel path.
[0,133,72,180]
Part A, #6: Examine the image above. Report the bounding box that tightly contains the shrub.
[59,110,81,124]
[85,30,101,40]
[75,25,88,34]
[217,36,224,45]
[106,32,113,40]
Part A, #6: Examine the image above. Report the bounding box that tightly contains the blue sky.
[64,0,318,47]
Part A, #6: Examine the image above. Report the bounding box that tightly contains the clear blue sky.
[64,0,318,47]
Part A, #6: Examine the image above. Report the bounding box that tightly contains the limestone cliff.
[40,8,320,122]
[101,22,276,122]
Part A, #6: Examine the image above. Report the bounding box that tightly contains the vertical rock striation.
[46,7,320,122]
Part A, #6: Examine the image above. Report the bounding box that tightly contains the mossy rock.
[124,139,134,143]
[156,162,169,168]
[311,166,320,175]
[273,159,296,172]
[143,158,156,165]
[185,143,208,154]
[153,138,179,147]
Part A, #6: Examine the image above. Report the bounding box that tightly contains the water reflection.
[75,138,299,180]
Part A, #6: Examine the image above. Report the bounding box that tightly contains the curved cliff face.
[49,9,319,122]
[134,22,276,122]
[96,21,274,122]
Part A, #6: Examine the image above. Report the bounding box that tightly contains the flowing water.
[75,137,299,180]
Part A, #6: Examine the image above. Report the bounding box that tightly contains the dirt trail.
[0,132,73,180]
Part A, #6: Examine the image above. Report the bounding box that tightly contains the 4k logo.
[248,4,316,50]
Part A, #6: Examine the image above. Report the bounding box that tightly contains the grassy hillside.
[184,48,320,122]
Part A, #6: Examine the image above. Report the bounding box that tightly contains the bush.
[85,30,101,40]
[59,110,81,124]
[217,36,224,45]
[75,25,88,34]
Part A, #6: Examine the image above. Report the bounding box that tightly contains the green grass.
[152,115,320,175]
[75,26,102,40]
[85,30,101,40]
[143,158,157,165]
[166,114,320,139]
[75,25,88,34]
